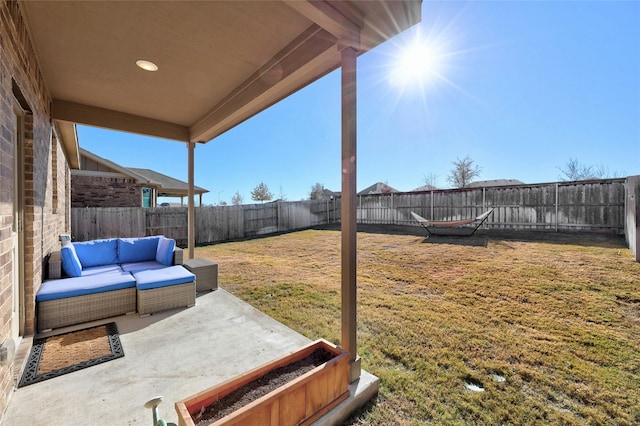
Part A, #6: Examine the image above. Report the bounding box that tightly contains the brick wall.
[71,175,143,207]
[0,0,70,420]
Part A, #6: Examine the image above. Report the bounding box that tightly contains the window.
[142,188,152,207]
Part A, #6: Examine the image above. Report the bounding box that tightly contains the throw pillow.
[118,236,160,263]
[155,237,175,266]
[60,243,82,277]
[74,238,118,267]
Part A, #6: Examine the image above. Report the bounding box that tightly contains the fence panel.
[358,194,395,224]
[193,205,247,244]
[398,192,432,223]
[146,207,188,243]
[557,180,625,232]
[243,203,278,236]
[393,193,423,225]
[71,207,145,241]
[278,200,329,230]
[279,202,309,230]
[196,207,224,245]
[485,185,556,230]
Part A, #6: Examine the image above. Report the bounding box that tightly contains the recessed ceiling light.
[136,60,158,72]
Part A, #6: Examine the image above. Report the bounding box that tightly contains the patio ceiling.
[21,1,422,383]
[21,0,421,149]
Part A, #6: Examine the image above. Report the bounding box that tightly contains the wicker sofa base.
[137,281,196,316]
[37,287,137,332]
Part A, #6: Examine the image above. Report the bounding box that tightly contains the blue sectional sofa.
[38,236,196,332]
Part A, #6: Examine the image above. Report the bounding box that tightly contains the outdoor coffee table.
[182,258,218,292]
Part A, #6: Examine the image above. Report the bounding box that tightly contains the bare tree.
[278,186,287,201]
[422,172,439,189]
[558,158,622,181]
[250,182,273,203]
[558,158,593,181]
[310,183,325,200]
[231,191,243,206]
[447,156,481,188]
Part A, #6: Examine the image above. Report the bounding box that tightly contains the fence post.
[555,183,559,232]
[482,187,486,211]
[430,190,434,220]
[391,193,395,225]
[482,187,487,229]
[326,200,329,225]
[333,198,336,223]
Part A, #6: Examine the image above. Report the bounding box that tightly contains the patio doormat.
[19,322,124,387]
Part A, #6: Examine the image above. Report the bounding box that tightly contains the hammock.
[410,209,494,237]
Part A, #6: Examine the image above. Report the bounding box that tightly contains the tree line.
[422,156,622,189]
[219,157,622,206]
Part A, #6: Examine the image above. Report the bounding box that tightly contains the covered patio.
[21,0,420,380]
[5,0,421,422]
[6,290,379,425]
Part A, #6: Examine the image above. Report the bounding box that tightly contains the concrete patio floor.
[5,289,379,425]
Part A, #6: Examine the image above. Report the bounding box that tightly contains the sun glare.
[390,39,444,89]
[384,16,483,105]
[376,4,494,136]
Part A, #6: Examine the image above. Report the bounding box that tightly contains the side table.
[183,258,218,292]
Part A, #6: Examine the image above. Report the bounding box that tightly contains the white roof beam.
[52,100,190,142]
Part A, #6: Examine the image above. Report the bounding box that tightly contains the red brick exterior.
[72,175,144,207]
[0,1,71,419]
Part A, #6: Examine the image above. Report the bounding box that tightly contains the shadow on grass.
[482,228,628,249]
[421,235,489,247]
[316,223,627,249]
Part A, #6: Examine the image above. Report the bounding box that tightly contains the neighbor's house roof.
[358,182,399,195]
[321,188,341,198]
[126,168,209,198]
[411,184,438,191]
[21,1,421,158]
[468,179,525,188]
[75,148,208,197]
[312,188,340,199]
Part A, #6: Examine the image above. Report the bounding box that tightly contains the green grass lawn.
[195,228,640,425]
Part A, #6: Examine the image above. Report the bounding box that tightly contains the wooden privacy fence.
[71,199,338,246]
[71,178,628,245]
[360,179,626,233]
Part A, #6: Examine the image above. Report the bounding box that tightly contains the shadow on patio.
[6,290,378,425]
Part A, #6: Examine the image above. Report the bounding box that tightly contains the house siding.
[72,175,143,207]
[0,0,71,420]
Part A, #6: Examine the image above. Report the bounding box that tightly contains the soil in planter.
[193,348,335,425]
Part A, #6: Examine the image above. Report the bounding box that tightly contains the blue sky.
[78,1,640,205]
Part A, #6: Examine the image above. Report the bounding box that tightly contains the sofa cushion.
[36,271,136,302]
[60,243,82,277]
[133,266,195,290]
[155,236,175,266]
[81,264,124,276]
[74,238,118,268]
[121,261,167,274]
[118,237,160,264]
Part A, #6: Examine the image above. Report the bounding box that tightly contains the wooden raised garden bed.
[175,339,350,426]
